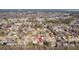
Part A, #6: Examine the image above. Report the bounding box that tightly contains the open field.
[0,9,79,50]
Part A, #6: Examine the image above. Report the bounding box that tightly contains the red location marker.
[36,36,44,43]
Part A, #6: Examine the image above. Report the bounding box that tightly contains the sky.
[0,0,79,9]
